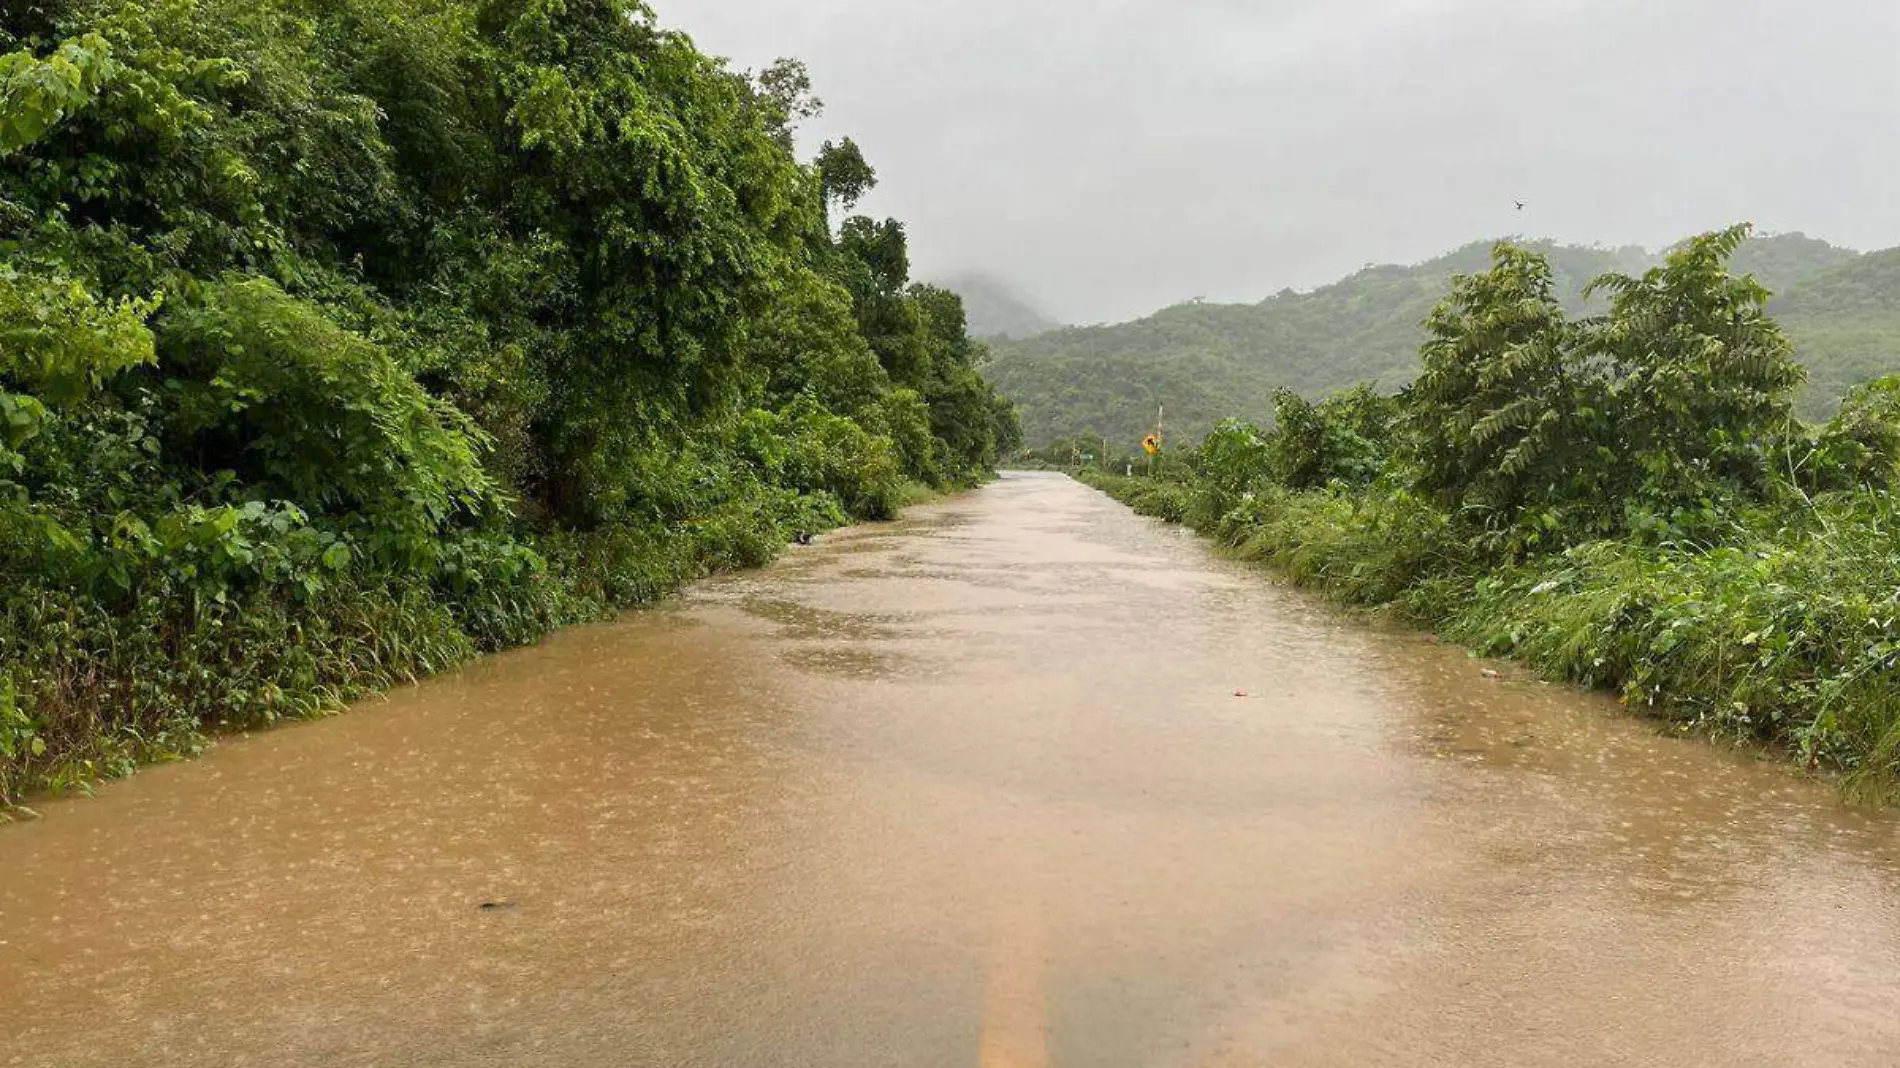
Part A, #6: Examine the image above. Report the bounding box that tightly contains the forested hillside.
[1774,248,1900,413]
[989,233,1893,447]
[0,0,1016,800]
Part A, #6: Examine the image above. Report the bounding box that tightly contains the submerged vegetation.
[0,0,1017,801]
[1072,226,1900,799]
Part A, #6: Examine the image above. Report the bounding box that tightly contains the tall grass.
[1080,471,1900,799]
[0,488,868,805]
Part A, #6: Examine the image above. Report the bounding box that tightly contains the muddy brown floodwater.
[5,473,1900,1066]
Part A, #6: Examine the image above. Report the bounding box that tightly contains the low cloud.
[667,0,1900,323]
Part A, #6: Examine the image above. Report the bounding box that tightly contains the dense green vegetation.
[0,0,1016,802]
[1071,226,1900,800]
[990,232,1896,448]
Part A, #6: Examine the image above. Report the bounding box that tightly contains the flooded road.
[5,471,1900,1066]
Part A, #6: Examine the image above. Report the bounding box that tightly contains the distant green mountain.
[1770,247,1900,415]
[986,233,1895,448]
[937,272,1062,340]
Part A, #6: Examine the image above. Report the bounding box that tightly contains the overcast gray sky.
[663,0,1900,325]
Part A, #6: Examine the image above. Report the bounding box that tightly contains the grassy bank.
[1077,469,1900,800]
[0,478,965,805]
[3,472,986,804]
[1056,229,1900,802]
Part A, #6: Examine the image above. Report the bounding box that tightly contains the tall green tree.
[1586,223,1805,512]
[1404,242,1595,529]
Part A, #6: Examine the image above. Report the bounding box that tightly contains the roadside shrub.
[161,279,501,555]
[1797,376,1900,493]
[1065,223,1900,800]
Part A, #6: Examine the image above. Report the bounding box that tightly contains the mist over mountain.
[935,273,1063,340]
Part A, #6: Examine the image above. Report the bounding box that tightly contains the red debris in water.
[1233,690,1248,697]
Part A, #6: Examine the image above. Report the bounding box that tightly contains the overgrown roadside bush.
[1074,227,1900,800]
[0,0,1019,803]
